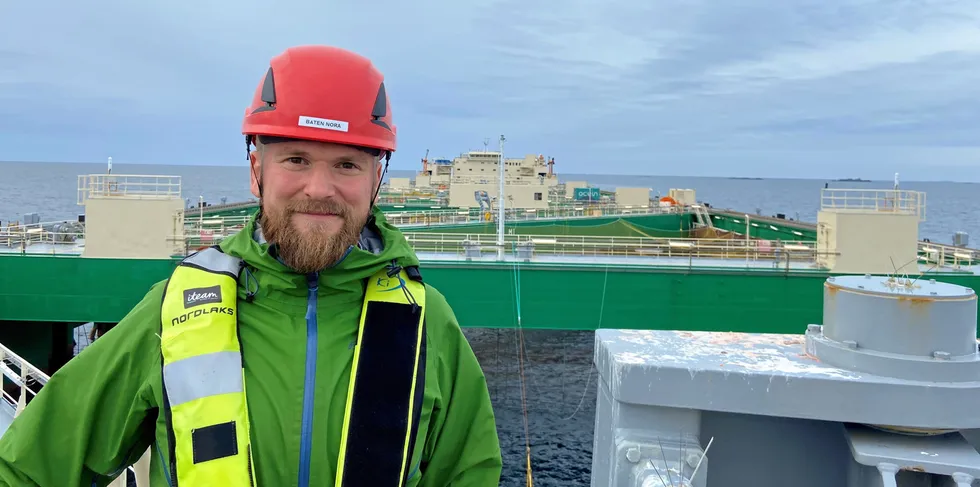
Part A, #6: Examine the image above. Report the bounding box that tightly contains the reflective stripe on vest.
[160,246,427,487]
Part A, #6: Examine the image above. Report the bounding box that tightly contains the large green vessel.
[1,167,977,375]
[1,162,978,486]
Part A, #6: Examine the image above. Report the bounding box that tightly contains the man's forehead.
[262,139,376,161]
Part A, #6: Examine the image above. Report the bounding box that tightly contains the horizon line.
[1,159,976,184]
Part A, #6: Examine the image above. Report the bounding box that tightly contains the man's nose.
[303,165,339,199]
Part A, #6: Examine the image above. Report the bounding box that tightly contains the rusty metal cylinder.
[822,275,977,358]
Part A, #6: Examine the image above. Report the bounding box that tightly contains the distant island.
[728,177,764,180]
[835,178,871,182]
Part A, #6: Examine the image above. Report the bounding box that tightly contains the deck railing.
[392,205,677,226]
[183,204,681,233]
[820,189,926,220]
[5,214,978,271]
[77,174,182,205]
[0,338,149,486]
[174,227,823,264]
[403,233,822,262]
[0,220,85,251]
[918,241,979,269]
[0,342,49,432]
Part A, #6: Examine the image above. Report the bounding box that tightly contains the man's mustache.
[286,199,350,218]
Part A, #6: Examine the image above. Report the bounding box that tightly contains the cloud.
[2,0,980,181]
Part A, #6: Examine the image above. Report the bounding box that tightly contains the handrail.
[173,228,824,263]
[918,241,979,269]
[6,215,978,270]
[820,188,926,220]
[0,342,49,420]
[402,233,821,261]
[0,220,85,249]
[78,174,182,205]
[184,204,680,232]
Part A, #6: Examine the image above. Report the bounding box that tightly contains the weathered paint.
[3,253,979,337]
[608,329,863,380]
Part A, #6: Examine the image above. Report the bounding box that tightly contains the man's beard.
[259,198,367,273]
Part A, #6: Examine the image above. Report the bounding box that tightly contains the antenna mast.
[497,135,506,260]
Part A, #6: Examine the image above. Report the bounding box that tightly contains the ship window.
[534,193,543,201]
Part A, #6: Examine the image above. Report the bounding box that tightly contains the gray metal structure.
[954,232,970,248]
[515,241,534,261]
[591,274,980,486]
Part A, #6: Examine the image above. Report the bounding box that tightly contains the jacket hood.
[218,204,420,298]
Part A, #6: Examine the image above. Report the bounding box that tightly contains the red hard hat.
[242,45,396,152]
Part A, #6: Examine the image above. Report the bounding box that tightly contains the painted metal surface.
[593,327,980,486]
[0,255,178,323]
[593,275,980,486]
[811,275,980,382]
[3,253,980,336]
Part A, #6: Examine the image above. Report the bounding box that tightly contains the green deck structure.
[3,202,978,375]
[3,250,979,374]
[4,252,977,330]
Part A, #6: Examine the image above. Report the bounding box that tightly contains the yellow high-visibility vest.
[159,246,427,486]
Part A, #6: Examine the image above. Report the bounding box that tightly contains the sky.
[2,0,980,181]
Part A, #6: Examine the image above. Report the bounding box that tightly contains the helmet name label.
[298,115,349,133]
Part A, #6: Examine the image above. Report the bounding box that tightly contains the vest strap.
[160,246,253,487]
[336,269,428,486]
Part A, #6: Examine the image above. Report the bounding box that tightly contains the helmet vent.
[370,82,391,130]
[251,67,277,114]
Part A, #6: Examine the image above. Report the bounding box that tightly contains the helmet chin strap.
[246,135,265,199]
[370,151,391,213]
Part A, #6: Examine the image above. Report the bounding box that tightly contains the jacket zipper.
[298,271,319,487]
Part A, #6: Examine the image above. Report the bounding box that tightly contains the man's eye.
[285,157,306,165]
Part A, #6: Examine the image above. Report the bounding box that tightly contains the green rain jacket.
[0,207,502,486]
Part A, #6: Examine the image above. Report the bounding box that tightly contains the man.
[0,45,502,486]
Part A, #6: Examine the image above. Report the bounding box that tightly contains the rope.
[509,252,613,483]
[511,253,534,487]
[619,219,657,239]
[561,264,608,421]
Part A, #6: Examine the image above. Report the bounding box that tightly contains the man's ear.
[249,151,261,198]
[374,158,385,203]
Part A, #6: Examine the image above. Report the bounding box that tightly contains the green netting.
[409,214,693,238]
[710,214,817,241]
